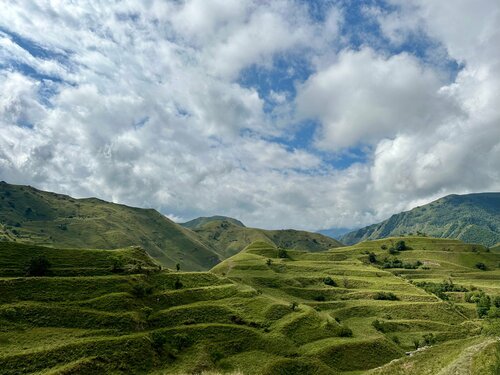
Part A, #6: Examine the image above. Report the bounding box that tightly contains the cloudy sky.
[0,0,499,231]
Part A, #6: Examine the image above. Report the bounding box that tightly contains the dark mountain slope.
[0,182,220,270]
[340,193,500,247]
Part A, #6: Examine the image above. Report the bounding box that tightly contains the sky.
[0,0,499,231]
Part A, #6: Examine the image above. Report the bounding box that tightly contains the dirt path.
[436,338,497,375]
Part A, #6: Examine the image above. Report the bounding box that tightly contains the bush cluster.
[381,258,422,269]
[465,291,500,318]
[415,280,467,300]
[25,255,51,276]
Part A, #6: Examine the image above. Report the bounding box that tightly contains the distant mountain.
[317,227,355,239]
[184,216,343,258]
[181,215,245,230]
[340,193,500,247]
[0,182,220,270]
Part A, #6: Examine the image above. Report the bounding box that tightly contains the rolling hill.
[181,216,343,258]
[0,182,220,271]
[340,193,500,247]
[1,236,500,374]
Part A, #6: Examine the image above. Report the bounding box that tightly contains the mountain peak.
[340,192,500,247]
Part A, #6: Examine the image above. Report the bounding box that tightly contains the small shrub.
[476,262,487,271]
[368,252,377,263]
[26,255,51,276]
[323,276,337,286]
[278,248,289,258]
[230,315,246,325]
[395,240,407,251]
[422,333,436,346]
[111,258,125,273]
[493,296,500,308]
[388,247,399,255]
[290,301,298,311]
[176,263,181,271]
[374,292,398,301]
[380,244,387,250]
[338,325,353,337]
[391,336,401,345]
[313,295,325,302]
[266,258,273,266]
[131,283,153,298]
[174,278,183,289]
[477,295,492,318]
[412,338,420,350]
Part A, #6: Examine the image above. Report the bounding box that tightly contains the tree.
[368,252,377,263]
[395,240,407,251]
[290,301,298,311]
[266,258,273,266]
[176,263,181,272]
[26,255,51,276]
[477,295,491,318]
[174,278,183,289]
[278,248,288,259]
[476,262,487,271]
[111,258,125,273]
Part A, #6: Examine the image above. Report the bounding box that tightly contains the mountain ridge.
[186,217,343,258]
[0,181,220,271]
[340,192,500,246]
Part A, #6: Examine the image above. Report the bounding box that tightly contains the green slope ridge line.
[340,192,500,247]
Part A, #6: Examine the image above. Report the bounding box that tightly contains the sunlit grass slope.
[213,238,500,373]
[0,182,219,270]
[2,236,500,374]
[0,241,364,375]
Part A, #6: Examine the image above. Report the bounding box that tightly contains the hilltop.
[340,193,500,247]
[182,216,343,258]
[0,182,220,271]
[0,182,342,271]
[181,216,246,229]
[2,236,499,374]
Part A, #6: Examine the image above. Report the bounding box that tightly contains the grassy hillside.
[1,237,500,374]
[182,216,246,230]
[0,182,220,271]
[213,237,500,374]
[340,193,500,247]
[183,217,343,258]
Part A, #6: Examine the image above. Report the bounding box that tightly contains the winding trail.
[436,338,497,375]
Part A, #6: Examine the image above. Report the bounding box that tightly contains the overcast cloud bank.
[0,0,499,230]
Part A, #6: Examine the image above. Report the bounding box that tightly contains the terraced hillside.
[0,182,220,270]
[0,241,365,375]
[181,216,343,258]
[2,237,500,374]
[213,238,500,374]
[340,193,500,247]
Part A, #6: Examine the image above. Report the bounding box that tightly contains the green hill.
[1,237,500,374]
[0,182,220,271]
[181,216,246,229]
[340,193,500,247]
[183,217,343,258]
